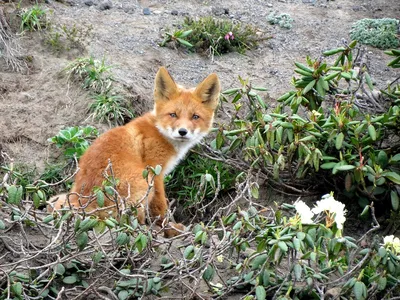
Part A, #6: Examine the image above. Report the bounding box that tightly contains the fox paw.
[163,222,185,238]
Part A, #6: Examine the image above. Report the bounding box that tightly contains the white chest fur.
[163,139,198,175]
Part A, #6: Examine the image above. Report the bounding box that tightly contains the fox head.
[153,67,220,148]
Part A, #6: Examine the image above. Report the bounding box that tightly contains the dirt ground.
[0,0,399,173]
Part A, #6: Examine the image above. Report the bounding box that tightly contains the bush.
[267,11,294,29]
[19,4,48,32]
[350,18,399,49]
[45,22,92,53]
[215,41,400,212]
[166,151,238,221]
[88,91,134,126]
[64,56,114,94]
[161,16,263,56]
[48,125,99,159]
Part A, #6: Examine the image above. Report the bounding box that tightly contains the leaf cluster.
[1,152,400,299]
[161,16,261,56]
[217,41,400,211]
[19,4,48,32]
[47,125,98,159]
[350,18,399,50]
[64,56,134,125]
[45,22,93,53]
[267,11,294,29]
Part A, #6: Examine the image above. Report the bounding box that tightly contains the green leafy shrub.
[216,41,400,212]
[45,23,93,53]
[48,125,99,159]
[88,91,134,126]
[64,56,113,93]
[166,151,237,219]
[19,4,48,32]
[350,18,399,49]
[267,11,294,29]
[161,16,262,56]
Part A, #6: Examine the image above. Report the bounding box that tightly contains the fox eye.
[170,113,177,118]
[192,114,200,120]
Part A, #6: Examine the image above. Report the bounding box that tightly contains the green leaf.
[390,153,400,162]
[353,281,366,300]
[255,286,266,300]
[176,38,193,48]
[302,79,316,95]
[96,190,105,208]
[54,264,65,275]
[335,132,344,150]
[0,220,5,230]
[277,241,288,252]
[383,171,400,184]
[391,190,399,211]
[368,124,376,141]
[118,290,129,300]
[153,165,162,175]
[336,165,356,171]
[7,185,23,205]
[63,275,78,284]
[378,247,387,258]
[377,276,387,291]
[76,232,88,250]
[320,162,337,169]
[250,254,268,270]
[184,245,195,260]
[251,185,259,199]
[294,264,302,280]
[202,265,215,281]
[11,282,23,296]
[377,151,388,168]
[116,232,129,246]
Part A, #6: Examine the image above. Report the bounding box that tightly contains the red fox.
[50,67,221,237]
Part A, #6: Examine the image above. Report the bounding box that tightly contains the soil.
[0,0,399,298]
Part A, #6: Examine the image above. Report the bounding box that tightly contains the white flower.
[312,193,347,230]
[294,200,314,224]
[383,235,395,246]
[383,235,400,254]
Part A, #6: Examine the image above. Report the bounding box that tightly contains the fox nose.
[178,128,188,136]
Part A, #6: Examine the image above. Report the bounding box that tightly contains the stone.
[143,7,151,15]
[99,1,112,10]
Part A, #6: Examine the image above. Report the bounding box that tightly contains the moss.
[350,18,399,49]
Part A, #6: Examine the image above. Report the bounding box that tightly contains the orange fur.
[51,67,220,237]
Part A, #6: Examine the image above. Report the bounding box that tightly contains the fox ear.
[195,73,221,110]
[154,67,178,101]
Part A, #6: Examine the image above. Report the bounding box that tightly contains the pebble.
[84,0,94,6]
[143,7,151,15]
[171,10,178,15]
[211,7,229,16]
[99,1,112,10]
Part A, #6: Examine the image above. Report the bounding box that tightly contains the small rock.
[211,7,229,16]
[153,10,162,14]
[267,3,273,7]
[143,7,151,15]
[99,1,112,10]
[171,10,178,15]
[84,0,94,6]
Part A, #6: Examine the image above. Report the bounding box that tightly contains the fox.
[50,67,221,237]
